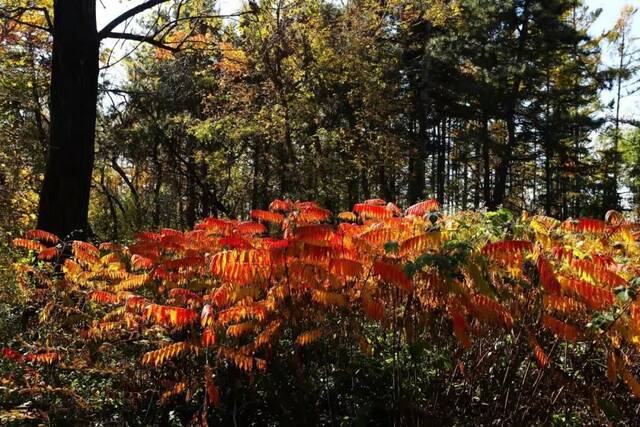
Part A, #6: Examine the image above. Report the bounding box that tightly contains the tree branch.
[0,6,53,33]
[605,115,640,128]
[34,6,52,30]
[98,0,171,39]
[102,31,179,52]
[620,118,640,128]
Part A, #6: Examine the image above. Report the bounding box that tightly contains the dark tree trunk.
[481,116,492,209]
[436,121,446,205]
[474,135,481,209]
[251,140,265,209]
[407,107,427,204]
[492,108,515,210]
[377,166,393,202]
[37,0,98,240]
[360,170,371,201]
[152,138,162,228]
[462,154,468,210]
[185,156,197,229]
[200,162,211,218]
[489,0,530,211]
[544,146,553,216]
[407,155,425,204]
[99,167,119,240]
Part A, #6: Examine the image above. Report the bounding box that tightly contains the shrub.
[2,199,640,425]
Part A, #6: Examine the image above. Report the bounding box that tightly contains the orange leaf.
[330,258,363,278]
[236,221,267,235]
[482,240,533,256]
[37,246,59,261]
[142,341,198,366]
[537,255,561,295]
[295,224,335,242]
[451,311,471,348]
[24,352,59,365]
[607,351,618,385]
[353,203,393,220]
[560,276,614,310]
[295,329,323,346]
[529,336,549,368]
[269,199,293,212]
[88,291,118,304]
[470,294,514,329]
[205,366,220,407]
[362,296,385,322]
[541,315,579,342]
[250,209,284,224]
[25,229,60,244]
[373,260,412,291]
[406,199,440,216]
[622,368,640,399]
[562,218,607,234]
[201,329,217,347]
[12,238,46,252]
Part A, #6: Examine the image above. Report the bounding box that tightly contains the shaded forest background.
[0,0,639,244]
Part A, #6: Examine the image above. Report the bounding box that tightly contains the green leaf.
[384,240,399,254]
[598,397,622,421]
[466,259,496,297]
[613,286,631,303]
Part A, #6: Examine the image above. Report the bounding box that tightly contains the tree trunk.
[407,104,427,204]
[462,153,468,210]
[544,145,553,216]
[37,0,98,240]
[482,115,492,209]
[360,170,371,201]
[436,121,446,205]
[152,138,162,228]
[185,156,197,229]
[490,0,530,211]
[610,28,625,210]
[492,108,515,210]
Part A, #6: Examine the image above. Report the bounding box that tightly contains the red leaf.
[373,261,412,291]
[537,255,561,294]
[250,209,284,224]
[541,315,579,342]
[405,199,440,216]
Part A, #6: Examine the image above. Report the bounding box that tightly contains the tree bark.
[436,121,446,205]
[482,115,492,209]
[492,108,515,209]
[37,0,98,240]
[489,0,531,211]
[407,105,427,204]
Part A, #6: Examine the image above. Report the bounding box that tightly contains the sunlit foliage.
[3,199,640,423]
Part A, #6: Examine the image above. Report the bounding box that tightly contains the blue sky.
[97,0,639,119]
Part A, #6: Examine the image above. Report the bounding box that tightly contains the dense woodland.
[0,0,638,242]
[1,0,640,425]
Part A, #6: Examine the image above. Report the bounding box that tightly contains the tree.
[602,4,639,211]
[3,0,624,243]
[27,0,239,240]
[620,128,640,213]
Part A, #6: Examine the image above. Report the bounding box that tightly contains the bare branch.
[604,114,640,128]
[0,6,53,33]
[116,10,256,46]
[620,118,640,128]
[101,9,256,57]
[35,6,52,30]
[98,0,171,39]
[103,31,179,52]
